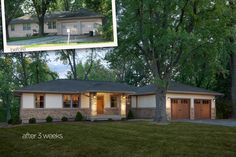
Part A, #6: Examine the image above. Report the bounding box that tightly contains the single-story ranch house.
[15,80,223,123]
[8,8,103,38]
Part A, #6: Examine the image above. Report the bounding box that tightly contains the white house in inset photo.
[8,8,103,38]
[15,80,223,123]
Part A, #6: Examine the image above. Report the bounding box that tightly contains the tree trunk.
[38,16,44,36]
[154,87,168,123]
[6,22,10,40]
[72,50,77,79]
[20,53,28,86]
[232,52,236,117]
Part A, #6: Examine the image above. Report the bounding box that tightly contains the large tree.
[31,0,56,36]
[4,0,24,39]
[113,0,231,122]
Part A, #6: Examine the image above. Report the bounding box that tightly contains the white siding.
[137,95,156,108]
[131,96,137,108]
[9,23,39,38]
[81,93,90,108]
[22,93,34,108]
[45,94,62,108]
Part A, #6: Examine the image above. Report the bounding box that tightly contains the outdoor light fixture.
[213,99,216,102]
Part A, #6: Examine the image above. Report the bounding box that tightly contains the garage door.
[194,100,211,119]
[62,23,78,35]
[171,99,190,120]
[81,22,95,34]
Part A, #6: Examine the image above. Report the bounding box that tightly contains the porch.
[88,92,128,121]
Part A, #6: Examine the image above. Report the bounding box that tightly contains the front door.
[97,96,104,114]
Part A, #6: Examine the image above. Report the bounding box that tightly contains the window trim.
[23,23,31,31]
[63,94,80,108]
[110,95,118,108]
[48,21,56,29]
[34,94,45,109]
[11,25,15,31]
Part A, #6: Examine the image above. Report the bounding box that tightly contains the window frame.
[63,94,80,108]
[11,25,15,31]
[23,23,31,31]
[35,94,45,108]
[110,95,118,108]
[48,21,56,29]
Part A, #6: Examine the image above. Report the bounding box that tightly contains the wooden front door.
[194,100,211,119]
[171,99,190,120]
[97,96,104,114]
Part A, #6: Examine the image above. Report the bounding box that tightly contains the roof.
[15,79,223,96]
[15,79,135,94]
[134,81,223,96]
[10,8,103,24]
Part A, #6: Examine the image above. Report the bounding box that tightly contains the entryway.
[97,96,104,114]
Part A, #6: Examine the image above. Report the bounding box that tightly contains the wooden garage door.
[171,99,190,120]
[194,100,211,119]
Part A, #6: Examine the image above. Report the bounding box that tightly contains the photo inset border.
[1,0,117,53]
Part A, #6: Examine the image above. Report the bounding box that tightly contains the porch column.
[166,97,171,120]
[120,95,126,117]
[211,98,216,119]
[90,93,97,116]
[190,98,194,120]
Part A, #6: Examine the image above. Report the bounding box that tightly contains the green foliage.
[46,116,53,123]
[75,112,83,121]
[61,116,68,122]
[29,118,36,124]
[216,100,233,119]
[127,110,134,119]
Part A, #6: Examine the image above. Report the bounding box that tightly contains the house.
[8,8,103,38]
[15,80,223,123]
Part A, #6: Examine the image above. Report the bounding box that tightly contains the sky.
[47,49,110,78]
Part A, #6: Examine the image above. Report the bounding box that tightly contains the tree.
[31,0,56,36]
[113,0,231,123]
[4,0,24,39]
[68,59,116,81]
[56,49,78,79]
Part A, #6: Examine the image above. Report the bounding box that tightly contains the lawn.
[0,121,235,157]
[8,36,44,42]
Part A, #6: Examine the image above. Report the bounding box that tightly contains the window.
[63,95,71,108]
[11,25,15,31]
[48,21,56,29]
[35,94,44,108]
[63,95,80,108]
[111,96,118,108]
[71,95,80,108]
[23,24,31,31]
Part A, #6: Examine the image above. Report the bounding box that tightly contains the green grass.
[0,122,235,157]
[23,41,114,48]
[8,36,44,42]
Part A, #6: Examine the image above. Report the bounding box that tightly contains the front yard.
[0,121,235,157]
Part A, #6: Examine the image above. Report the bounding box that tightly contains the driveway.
[179,119,236,127]
[7,35,107,46]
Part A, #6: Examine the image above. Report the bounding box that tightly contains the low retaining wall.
[20,108,90,123]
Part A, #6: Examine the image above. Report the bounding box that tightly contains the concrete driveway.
[179,119,236,127]
[7,35,107,46]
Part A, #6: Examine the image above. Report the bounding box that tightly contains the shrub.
[216,100,233,119]
[108,118,113,121]
[75,112,83,121]
[46,116,53,123]
[8,118,22,125]
[127,110,134,119]
[61,116,68,122]
[29,118,36,124]
[8,119,13,124]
